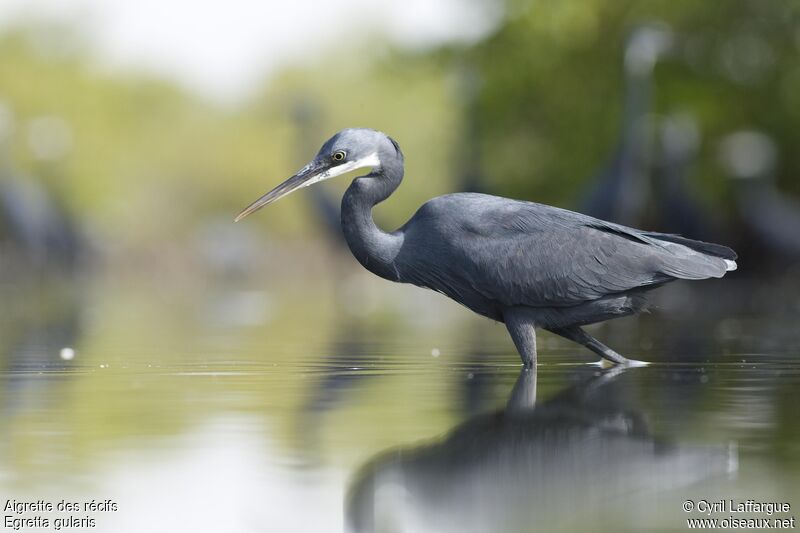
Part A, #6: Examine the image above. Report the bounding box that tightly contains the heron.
[653,114,715,241]
[581,24,673,226]
[720,130,800,262]
[235,128,737,367]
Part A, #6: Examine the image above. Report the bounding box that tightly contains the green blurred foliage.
[455,0,800,207]
[0,23,458,249]
[1,2,798,250]
[0,24,257,245]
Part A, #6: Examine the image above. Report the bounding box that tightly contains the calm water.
[1,265,799,532]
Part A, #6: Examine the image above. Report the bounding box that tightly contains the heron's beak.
[235,159,331,222]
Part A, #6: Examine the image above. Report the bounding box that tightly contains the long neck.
[341,148,404,281]
[621,66,652,152]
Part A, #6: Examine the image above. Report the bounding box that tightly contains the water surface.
[1,269,799,532]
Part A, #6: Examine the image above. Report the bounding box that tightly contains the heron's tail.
[644,232,738,278]
[643,232,737,261]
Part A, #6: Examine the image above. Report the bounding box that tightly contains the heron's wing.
[403,195,733,308]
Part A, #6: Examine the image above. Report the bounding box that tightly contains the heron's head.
[625,24,673,75]
[235,128,400,222]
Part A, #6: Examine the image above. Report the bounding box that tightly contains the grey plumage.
[396,193,734,320]
[237,128,737,366]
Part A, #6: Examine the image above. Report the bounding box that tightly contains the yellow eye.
[332,150,346,161]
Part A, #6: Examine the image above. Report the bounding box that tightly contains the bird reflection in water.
[346,367,736,533]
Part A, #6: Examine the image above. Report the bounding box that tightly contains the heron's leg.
[548,325,631,366]
[504,309,538,368]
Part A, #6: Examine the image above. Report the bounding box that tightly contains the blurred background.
[1,1,799,532]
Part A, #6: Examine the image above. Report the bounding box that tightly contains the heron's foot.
[548,325,648,367]
[622,357,649,367]
[592,357,649,369]
[596,347,649,367]
[588,341,649,367]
